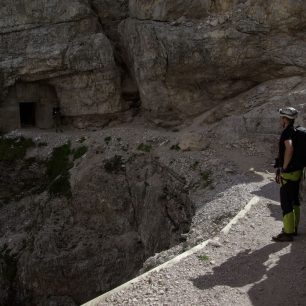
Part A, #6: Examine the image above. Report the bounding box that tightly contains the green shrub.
[72,146,87,161]
[104,155,125,173]
[137,143,152,152]
[0,137,35,161]
[170,144,181,151]
[48,172,72,198]
[47,142,73,180]
[37,142,48,147]
[191,161,199,170]
[0,248,17,282]
[200,170,213,188]
[104,136,112,145]
[198,254,209,261]
[46,142,73,198]
[77,136,86,143]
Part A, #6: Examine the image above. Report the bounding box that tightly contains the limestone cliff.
[0,0,125,131]
[1,0,306,131]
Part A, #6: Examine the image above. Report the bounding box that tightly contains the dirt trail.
[84,176,306,306]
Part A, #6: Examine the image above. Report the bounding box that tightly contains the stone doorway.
[0,82,59,131]
[19,102,36,127]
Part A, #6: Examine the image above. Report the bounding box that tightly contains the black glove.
[274,158,280,168]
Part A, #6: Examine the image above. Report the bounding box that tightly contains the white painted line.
[82,196,260,306]
[221,196,260,235]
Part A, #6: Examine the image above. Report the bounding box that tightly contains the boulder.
[178,132,206,151]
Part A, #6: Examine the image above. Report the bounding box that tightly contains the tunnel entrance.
[19,102,36,127]
[1,82,59,131]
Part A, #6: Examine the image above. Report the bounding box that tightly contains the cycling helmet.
[279,107,298,119]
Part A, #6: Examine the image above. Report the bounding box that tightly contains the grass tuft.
[198,254,209,261]
[137,143,152,152]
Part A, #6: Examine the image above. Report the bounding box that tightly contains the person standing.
[273,107,303,242]
[52,107,63,133]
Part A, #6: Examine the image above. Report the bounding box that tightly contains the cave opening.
[19,102,36,127]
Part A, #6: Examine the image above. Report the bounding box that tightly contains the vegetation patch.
[46,142,87,198]
[48,172,71,198]
[191,161,199,170]
[0,157,48,205]
[104,136,112,145]
[0,137,35,161]
[72,146,87,161]
[170,144,181,151]
[137,143,152,152]
[77,136,86,143]
[200,170,213,188]
[0,246,18,282]
[37,142,48,147]
[198,254,209,261]
[104,155,125,173]
[46,142,73,198]
[0,137,87,201]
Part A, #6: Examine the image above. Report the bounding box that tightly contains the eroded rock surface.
[121,0,306,117]
[0,151,194,305]
[0,0,123,131]
[1,0,306,130]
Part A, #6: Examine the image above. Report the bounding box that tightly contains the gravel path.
[83,178,306,306]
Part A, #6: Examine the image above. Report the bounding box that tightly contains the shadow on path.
[191,243,288,290]
[248,236,306,306]
[267,202,282,222]
[192,200,306,305]
[249,203,306,306]
[251,181,279,202]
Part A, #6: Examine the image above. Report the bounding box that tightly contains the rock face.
[1,1,306,130]
[0,152,194,305]
[122,0,306,118]
[0,0,123,130]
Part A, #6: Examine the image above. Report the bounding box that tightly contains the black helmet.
[279,107,298,119]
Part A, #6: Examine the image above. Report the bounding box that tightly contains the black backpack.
[294,126,306,168]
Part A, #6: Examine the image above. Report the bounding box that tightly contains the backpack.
[294,126,306,168]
